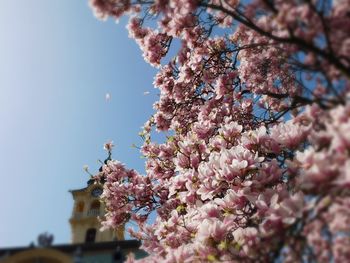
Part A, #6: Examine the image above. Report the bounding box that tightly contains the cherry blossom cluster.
[90,0,350,261]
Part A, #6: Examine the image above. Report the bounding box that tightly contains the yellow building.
[0,178,146,263]
[69,179,124,244]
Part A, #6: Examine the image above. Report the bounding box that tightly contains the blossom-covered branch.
[90,0,350,262]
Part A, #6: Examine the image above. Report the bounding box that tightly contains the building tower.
[69,179,124,244]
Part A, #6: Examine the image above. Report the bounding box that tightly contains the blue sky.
[0,0,158,247]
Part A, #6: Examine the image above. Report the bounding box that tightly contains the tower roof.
[70,151,111,194]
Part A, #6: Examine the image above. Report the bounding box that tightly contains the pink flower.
[88,0,350,260]
[103,141,114,152]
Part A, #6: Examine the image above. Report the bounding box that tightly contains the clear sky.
[0,0,158,247]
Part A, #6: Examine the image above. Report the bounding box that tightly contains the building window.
[90,200,100,210]
[76,201,84,213]
[85,228,96,243]
[87,200,101,217]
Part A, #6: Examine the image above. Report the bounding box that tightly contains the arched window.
[76,201,84,213]
[87,200,101,217]
[85,228,96,243]
[90,200,100,210]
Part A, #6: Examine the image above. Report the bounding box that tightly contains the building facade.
[69,180,124,244]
